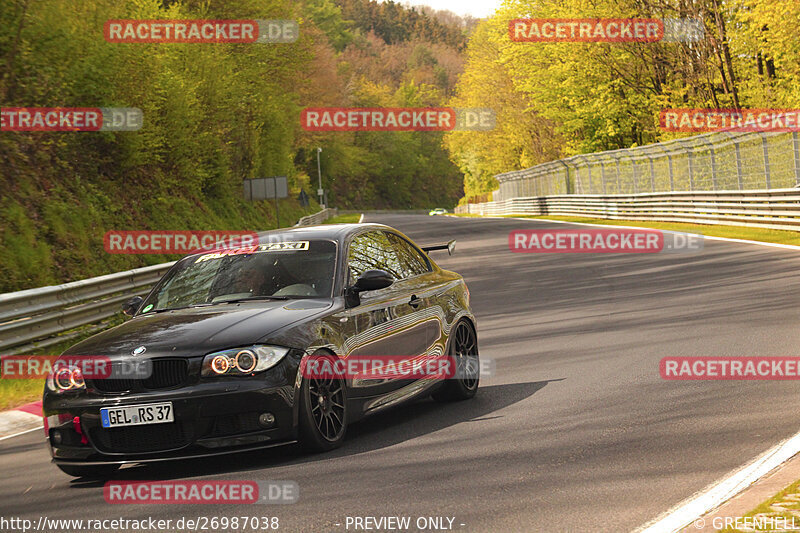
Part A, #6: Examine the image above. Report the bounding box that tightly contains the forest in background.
[446,0,800,200]
[3,0,799,291]
[0,0,473,292]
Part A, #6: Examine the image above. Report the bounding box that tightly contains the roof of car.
[255,223,391,241]
[181,223,393,261]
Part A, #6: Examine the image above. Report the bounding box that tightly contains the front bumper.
[43,358,301,466]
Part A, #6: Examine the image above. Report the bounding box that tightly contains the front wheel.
[298,352,348,452]
[433,320,480,402]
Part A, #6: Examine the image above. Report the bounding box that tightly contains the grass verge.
[324,213,362,224]
[0,381,43,412]
[717,478,800,532]
[0,313,125,411]
[451,213,800,246]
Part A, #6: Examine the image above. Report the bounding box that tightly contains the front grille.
[90,422,192,453]
[91,359,189,393]
[94,378,136,393]
[143,359,187,389]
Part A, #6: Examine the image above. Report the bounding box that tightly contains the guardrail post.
[667,153,674,191]
[630,152,638,194]
[615,156,621,193]
[600,160,607,194]
[706,140,718,190]
[761,133,771,188]
[687,150,694,191]
[793,132,800,186]
[586,161,592,194]
[558,160,572,194]
[646,154,655,192]
[734,138,743,190]
[577,155,591,193]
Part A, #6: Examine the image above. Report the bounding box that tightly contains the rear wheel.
[433,320,479,402]
[298,352,348,452]
[56,463,120,479]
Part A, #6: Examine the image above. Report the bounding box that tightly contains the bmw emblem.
[132,346,147,356]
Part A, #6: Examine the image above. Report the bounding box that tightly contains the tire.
[432,320,480,402]
[56,463,120,479]
[298,351,348,452]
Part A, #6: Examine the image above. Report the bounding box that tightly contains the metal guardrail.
[0,263,174,354]
[0,209,335,354]
[491,131,800,201]
[456,188,800,231]
[295,207,337,226]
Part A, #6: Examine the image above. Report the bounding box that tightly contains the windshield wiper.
[147,306,192,313]
[145,296,291,313]
[210,296,290,304]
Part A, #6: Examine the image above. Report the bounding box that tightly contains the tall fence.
[492,131,800,201]
[457,189,800,231]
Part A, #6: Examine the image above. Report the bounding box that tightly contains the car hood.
[62,299,332,358]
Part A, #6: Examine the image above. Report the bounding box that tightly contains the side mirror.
[122,296,144,317]
[354,270,394,292]
[345,270,394,308]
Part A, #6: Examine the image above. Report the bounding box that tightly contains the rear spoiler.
[421,240,456,255]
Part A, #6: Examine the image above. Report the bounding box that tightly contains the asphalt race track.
[4,213,800,532]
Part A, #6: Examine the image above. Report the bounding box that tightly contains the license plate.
[100,402,174,428]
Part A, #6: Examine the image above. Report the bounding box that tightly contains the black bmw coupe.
[43,223,478,478]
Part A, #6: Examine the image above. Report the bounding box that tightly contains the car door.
[382,231,443,358]
[344,230,433,396]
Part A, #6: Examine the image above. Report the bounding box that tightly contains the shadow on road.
[68,379,555,486]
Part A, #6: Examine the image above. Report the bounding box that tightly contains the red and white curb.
[0,401,43,441]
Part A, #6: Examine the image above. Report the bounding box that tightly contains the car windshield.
[140,239,337,312]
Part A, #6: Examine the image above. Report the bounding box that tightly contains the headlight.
[201,345,289,377]
[46,364,86,394]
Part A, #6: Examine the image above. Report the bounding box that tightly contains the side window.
[347,232,405,284]
[385,232,430,278]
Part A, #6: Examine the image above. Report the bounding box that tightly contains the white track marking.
[480,214,800,531]
[634,431,800,532]
[0,425,43,442]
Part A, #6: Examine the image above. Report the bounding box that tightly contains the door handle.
[409,295,422,308]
